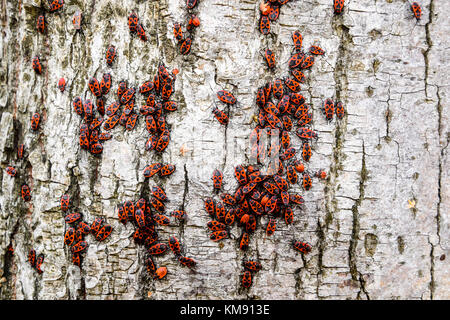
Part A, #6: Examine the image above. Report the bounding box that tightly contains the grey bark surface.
[0,0,448,299]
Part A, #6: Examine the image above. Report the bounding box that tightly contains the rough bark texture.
[0,0,448,300]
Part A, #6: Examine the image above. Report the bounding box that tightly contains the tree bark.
[0,0,448,299]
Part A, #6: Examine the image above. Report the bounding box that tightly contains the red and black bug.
[210,230,228,242]
[171,210,187,220]
[169,236,181,256]
[180,37,192,55]
[77,222,90,235]
[134,209,146,228]
[315,169,327,180]
[272,79,283,99]
[36,15,45,33]
[100,73,112,95]
[309,45,325,55]
[72,253,82,267]
[148,243,168,255]
[90,143,103,155]
[234,165,248,185]
[266,218,277,236]
[204,197,216,217]
[215,201,226,222]
[239,232,249,250]
[302,173,312,191]
[284,78,301,93]
[281,130,291,149]
[71,241,88,253]
[268,4,280,21]
[136,23,147,41]
[144,163,162,178]
[90,217,104,235]
[103,113,120,131]
[335,101,345,119]
[207,220,226,232]
[120,87,135,105]
[125,113,138,131]
[161,80,174,101]
[139,81,154,95]
[65,212,81,224]
[217,90,237,105]
[286,165,298,185]
[291,69,306,83]
[117,80,127,100]
[64,227,76,246]
[411,2,422,20]
[88,77,102,98]
[212,107,229,125]
[150,199,166,216]
[264,49,275,69]
[32,56,42,74]
[95,224,112,241]
[241,270,252,288]
[48,0,64,12]
[28,249,36,267]
[288,52,304,69]
[89,117,103,131]
[106,45,116,66]
[21,184,31,202]
[73,96,83,115]
[60,194,70,211]
[260,15,270,35]
[117,206,127,225]
[212,169,223,190]
[296,127,318,140]
[301,55,315,69]
[292,30,303,51]
[98,133,112,142]
[293,241,312,254]
[334,0,344,14]
[179,256,196,268]
[83,99,94,123]
[323,98,335,121]
[123,200,135,221]
[6,166,16,177]
[35,254,44,274]
[146,256,156,274]
[173,22,183,42]
[57,78,66,92]
[73,11,82,30]
[151,186,168,202]
[128,12,139,33]
[156,133,170,153]
[256,87,266,108]
[302,142,312,162]
[17,144,25,160]
[186,0,198,9]
[243,260,262,272]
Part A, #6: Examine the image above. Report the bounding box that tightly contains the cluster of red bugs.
[258,0,290,36]
[140,63,179,154]
[173,0,201,55]
[28,249,44,274]
[128,12,148,42]
[72,72,114,155]
[61,194,112,267]
[116,188,195,280]
[206,29,342,289]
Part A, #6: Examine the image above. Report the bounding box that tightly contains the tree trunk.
[0,0,448,300]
